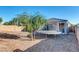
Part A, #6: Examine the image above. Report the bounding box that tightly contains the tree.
[3,22,9,25]
[11,18,18,25]
[3,12,47,32]
[0,17,3,24]
[31,12,47,31]
[16,12,30,26]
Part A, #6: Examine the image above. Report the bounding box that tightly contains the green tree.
[16,12,30,26]
[0,17,3,24]
[31,12,47,31]
[3,22,9,25]
[3,12,47,32]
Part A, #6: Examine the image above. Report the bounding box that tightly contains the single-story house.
[37,18,71,34]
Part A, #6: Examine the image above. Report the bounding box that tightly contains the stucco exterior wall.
[47,21,59,31]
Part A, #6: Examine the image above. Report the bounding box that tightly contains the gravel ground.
[25,33,79,52]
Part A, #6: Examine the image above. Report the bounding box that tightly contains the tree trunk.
[31,32,35,41]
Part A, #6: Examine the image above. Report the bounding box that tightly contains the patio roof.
[48,18,68,23]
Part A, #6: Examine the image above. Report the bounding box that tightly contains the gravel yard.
[25,33,79,52]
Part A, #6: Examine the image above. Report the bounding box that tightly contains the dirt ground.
[0,31,42,52]
[0,39,41,52]
[0,25,42,52]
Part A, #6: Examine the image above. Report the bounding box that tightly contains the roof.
[48,18,68,22]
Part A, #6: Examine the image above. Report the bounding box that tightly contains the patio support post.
[64,22,68,34]
[57,22,59,32]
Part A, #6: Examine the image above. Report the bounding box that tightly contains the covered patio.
[33,18,70,40]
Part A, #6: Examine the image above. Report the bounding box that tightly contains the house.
[32,18,71,40]
[37,18,70,34]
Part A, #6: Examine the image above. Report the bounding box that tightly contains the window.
[42,24,56,30]
[47,24,56,30]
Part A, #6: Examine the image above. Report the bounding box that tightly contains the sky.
[0,6,79,24]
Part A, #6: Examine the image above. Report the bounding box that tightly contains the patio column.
[57,22,59,32]
[64,22,68,34]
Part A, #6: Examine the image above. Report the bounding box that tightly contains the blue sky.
[0,6,79,24]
